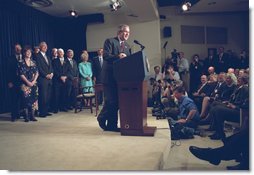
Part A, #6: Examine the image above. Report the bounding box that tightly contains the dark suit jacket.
[66,58,79,81]
[215,53,228,73]
[229,85,249,107]
[92,56,103,83]
[7,55,21,85]
[35,52,53,85]
[101,37,131,85]
[52,58,72,84]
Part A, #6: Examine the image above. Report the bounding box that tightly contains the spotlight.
[69,10,78,17]
[182,2,191,11]
[110,0,121,11]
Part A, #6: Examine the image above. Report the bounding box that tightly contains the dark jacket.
[92,56,103,84]
[52,58,72,84]
[35,52,53,85]
[101,37,131,85]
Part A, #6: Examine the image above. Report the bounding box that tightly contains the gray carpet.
[0,109,170,171]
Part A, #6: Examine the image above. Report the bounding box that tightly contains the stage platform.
[0,108,170,170]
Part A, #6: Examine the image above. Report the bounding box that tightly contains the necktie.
[99,57,103,67]
[120,41,125,52]
[17,55,21,62]
[70,60,73,67]
[44,55,49,65]
[60,58,64,65]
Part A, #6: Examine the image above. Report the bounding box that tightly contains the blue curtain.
[0,0,103,113]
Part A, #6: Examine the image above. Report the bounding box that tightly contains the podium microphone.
[163,41,168,49]
[134,40,145,50]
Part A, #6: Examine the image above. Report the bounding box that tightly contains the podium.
[113,51,157,136]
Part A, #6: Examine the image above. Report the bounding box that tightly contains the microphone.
[134,40,145,50]
[163,41,168,49]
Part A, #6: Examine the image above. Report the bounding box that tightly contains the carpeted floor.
[0,109,170,171]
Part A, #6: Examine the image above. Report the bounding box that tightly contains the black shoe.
[67,106,73,110]
[39,114,47,118]
[97,117,107,130]
[209,133,225,140]
[60,108,68,112]
[46,113,52,116]
[24,119,29,122]
[30,118,38,122]
[199,118,211,125]
[105,127,120,132]
[53,110,58,114]
[227,163,248,170]
[189,146,221,165]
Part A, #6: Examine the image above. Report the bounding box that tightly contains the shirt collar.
[40,51,45,57]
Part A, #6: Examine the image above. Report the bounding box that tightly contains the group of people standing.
[7,42,104,122]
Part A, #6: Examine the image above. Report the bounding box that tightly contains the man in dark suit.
[7,43,22,121]
[35,41,54,117]
[66,49,79,109]
[52,48,72,112]
[215,47,229,73]
[92,48,104,104]
[97,24,131,132]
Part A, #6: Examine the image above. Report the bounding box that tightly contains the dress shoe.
[53,110,58,114]
[199,117,211,125]
[105,127,120,132]
[67,106,73,110]
[46,113,52,116]
[24,119,29,122]
[30,118,38,122]
[39,114,47,118]
[209,133,225,140]
[189,146,221,165]
[227,163,248,170]
[97,117,107,130]
[60,108,68,112]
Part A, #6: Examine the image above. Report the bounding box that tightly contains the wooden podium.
[113,51,157,136]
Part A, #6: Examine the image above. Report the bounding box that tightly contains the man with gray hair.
[97,24,131,132]
[52,48,72,113]
[35,41,54,117]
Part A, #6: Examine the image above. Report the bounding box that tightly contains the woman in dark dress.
[18,47,39,122]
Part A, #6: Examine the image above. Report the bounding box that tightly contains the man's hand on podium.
[119,53,127,59]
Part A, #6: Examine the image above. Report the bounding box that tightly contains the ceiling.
[18,0,249,23]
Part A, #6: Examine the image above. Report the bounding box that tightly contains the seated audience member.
[189,124,249,170]
[206,74,249,140]
[153,65,163,81]
[199,73,236,119]
[52,48,72,112]
[227,68,234,74]
[163,65,180,84]
[18,47,39,122]
[192,75,216,112]
[167,86,200,129]
[207,66,216,78]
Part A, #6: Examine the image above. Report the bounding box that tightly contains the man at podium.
[97,24,131,132]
